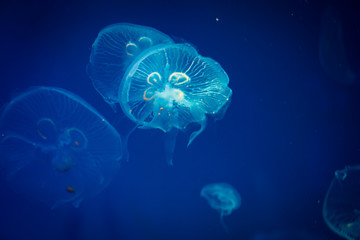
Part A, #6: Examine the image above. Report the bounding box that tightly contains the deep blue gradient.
[0,0,359,239]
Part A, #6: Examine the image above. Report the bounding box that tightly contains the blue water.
[0,0,359,239]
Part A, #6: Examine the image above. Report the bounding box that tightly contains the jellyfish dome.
[0,87,122,209]
[201,183,241,232]
[323,165,360,240]
[120,43,232,146]
[88,23,174,108]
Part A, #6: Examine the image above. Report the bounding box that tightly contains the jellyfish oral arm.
[187,118,206,147]
[156,85,185,105]
[164,128,178,165]
[121,124,138,162]
[220,210,230,234]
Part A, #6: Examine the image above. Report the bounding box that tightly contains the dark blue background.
[0,0,359,239]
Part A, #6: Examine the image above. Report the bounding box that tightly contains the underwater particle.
[201,183,241,233]
[216,17,219,22]
[120,43,232,164]
[323,165,360,240]
[88,23,174,109]
[0,87,123,209]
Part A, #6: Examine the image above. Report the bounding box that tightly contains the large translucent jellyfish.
[0,87,122,209]
[120,43,232,164]
[323,165,360,240]
[201,183,241,233]
[88,23,174,109]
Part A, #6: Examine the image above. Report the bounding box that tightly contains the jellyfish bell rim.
[89,22,175,67]
[93,22,174,43]
[0,86,114,130]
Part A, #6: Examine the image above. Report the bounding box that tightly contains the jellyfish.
[201,183,241,233]
[0,87,122,209]
[88,23,174,109]
[119,43,232,164]
[323,165,360,240]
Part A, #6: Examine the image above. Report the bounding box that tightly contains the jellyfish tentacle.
[220,211,230,234]
[121,124,139,162]
[164,128,178,166]
[187,118,207,147]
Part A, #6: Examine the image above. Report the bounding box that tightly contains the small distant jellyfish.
[88,23,174,109]
[323,165,360,240]
[0,87,122,209]
[120,43,232,164]
[201,183,241,233]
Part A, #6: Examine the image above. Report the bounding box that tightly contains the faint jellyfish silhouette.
[88,23,174,109]
[120,43,232,164]
[323,165,360,240]
[319,7,356,85]
[0,87,122,209]
[201,183,241,233]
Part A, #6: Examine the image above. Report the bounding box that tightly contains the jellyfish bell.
[201,183,241,215]
[88,23,174,109]
[119,43,232,164]
[201,183,241,233]
[0,87,122,209]
[323,165,360,240]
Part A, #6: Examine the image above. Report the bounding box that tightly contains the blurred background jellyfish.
[120,43,232,164]
[88,23,174,109]
[323,165,360,240]
[0,87,122,209]
[201,183,241,233]
[319,7,356,85]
